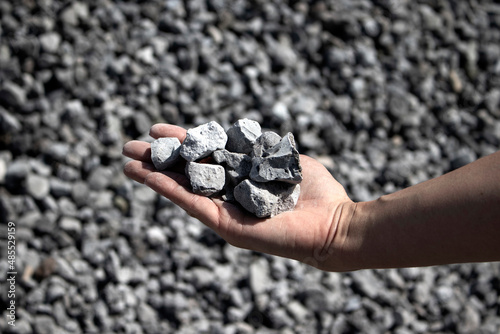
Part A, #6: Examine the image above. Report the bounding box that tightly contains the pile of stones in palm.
[151,119,302,218]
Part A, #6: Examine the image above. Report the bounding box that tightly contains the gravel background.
[1,0,500,333]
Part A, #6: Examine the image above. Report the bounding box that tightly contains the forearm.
[339,151,500,270]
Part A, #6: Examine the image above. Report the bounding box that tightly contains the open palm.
[123,124,356,271]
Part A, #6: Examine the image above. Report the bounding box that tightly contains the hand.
[122,124,357,271]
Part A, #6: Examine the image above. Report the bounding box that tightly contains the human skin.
[122,124,500,271]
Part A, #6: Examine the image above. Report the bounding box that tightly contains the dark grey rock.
[33,316,58,334]
[6,159,29,182]
[252,131,282,157]
[484,89,500,115]
[8,318,32,334]
[87,166,113,191]
[250,133,303,184]
[185,162,225,196]
[71,181,89,206]
[450,149,476,170]
[268,306,295,329]
[180,121,228,161]
[226,118,262,154]
[0,82,26,109]
[133,112,152,135]
[290,96,317,115]
[46,283,66,303]
[234,179,300,218]
[45,143,70,162]
[0,107,21,132]
[351,270,384,299]
[213,149,252,183]
[151,137,181,170]
[137,302,158,330]
[49,178,73,197]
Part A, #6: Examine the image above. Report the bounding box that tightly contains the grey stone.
[287,300,309,323]
[133,112,152,135]
[268,307,295,329]
[290,96,317,115]
[136,46,155,65]
[151,137,181,170]
[87,166,113,191]
[59,216,82,236]
[250,133,303,184]
[9,318,32,334]
[222,183,236,202]
[0,107,21,132]
[46,283,66,302]
[71,181,89,206]
[180,121,228,161]
[252,131,282,157]
[271,102,290,121]
[146,226,166,246]
[351,270,383,299]
[50,178,73,197]
[249,258,270,295]
[137,302,158,327]
[39,32,61,53]
[213,149,252,183]
[56,164,80,181]
[33,316,58,334]
[6,159,29,180]
[234,179,300,218]
[60,4,78,25]
[226,118,262,154]
[185,162,225,196]
[0,82,26,109]
[485,89,500,115]
[55,257,76,282]
[45,142,70,162]
[26,173,50,200]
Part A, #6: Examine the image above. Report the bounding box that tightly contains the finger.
[122,141,152,162]
[144,171,220,228]
[123,160,156,184]
[150,124,187,142]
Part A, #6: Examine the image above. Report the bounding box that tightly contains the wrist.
[331,199,381,271]
[317,200,369,272]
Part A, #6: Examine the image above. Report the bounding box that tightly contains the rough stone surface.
[252,131,282,157]
[213,149,252,183]
[151,137,181,170]
[250,133,303,184]
[234,179,300,218]
[180,121,228,161]
[185,162,225,196]
[226,119,262,154]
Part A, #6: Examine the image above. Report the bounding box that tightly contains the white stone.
[180,121,227,161]
[234,179,300,218]
[226,118,262,154]
[185,162,226,196]
[151,137,181,170]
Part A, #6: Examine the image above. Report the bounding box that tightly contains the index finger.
[150,124,187,142]
[144,171,220,228]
